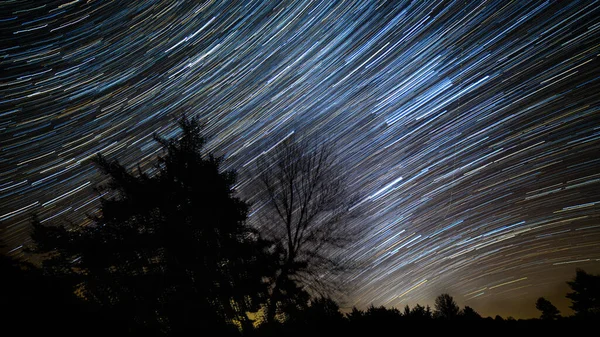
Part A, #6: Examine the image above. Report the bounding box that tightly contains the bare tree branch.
[254,134,357,322]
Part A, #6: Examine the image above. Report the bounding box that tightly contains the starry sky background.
[1,1,599,319]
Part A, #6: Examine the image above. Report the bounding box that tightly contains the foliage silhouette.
[536,297,561,320]
[400,304,433,321]
[346,306,365,321]
[293,297,344,334]
[255,296,346,336]
[1,247,120,336]
[365,304,402,320]
[460,305,482,320]
[566,269,600,319]
[255,135,355,323]
[31,117,274,335]
[434,293,461,320]
[16,116,599,335]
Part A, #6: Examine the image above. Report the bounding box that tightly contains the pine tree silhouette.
[31,117,274,335]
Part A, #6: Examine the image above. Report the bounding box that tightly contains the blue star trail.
[1,0,599,318]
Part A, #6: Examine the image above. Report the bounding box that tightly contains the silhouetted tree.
[270,275,311,324]
[434,293,461,320]
[0,247,108,336]
[255,135,355,322]
[360,304,401,329]
[406,304,432,320]
[346,307,365,321]
[306,297,344,320]
[263,296,345,336]
[31,117,273,335]
[535,297,561,320]
[304,297,345,335]
[566,269,600,319]
[365,304,401,320]
[460,305,482,320]
[298,297,344,329]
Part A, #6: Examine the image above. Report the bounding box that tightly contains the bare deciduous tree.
[255,135,355,322]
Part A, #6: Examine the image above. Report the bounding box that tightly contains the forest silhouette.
[3,117,598,336]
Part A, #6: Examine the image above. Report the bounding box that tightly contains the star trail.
[1,1,599,319]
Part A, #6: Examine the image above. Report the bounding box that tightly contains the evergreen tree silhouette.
[566,269,600,319]
[408,304,433,320]
[535,297,561,320]
[460,305,482,320]
[302,297,345,334]
[346,307,365,322]
[31,117,274,335]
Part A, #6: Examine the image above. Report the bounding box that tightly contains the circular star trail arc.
[1,0,599,319]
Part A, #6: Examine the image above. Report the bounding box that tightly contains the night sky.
[1,1,599,319]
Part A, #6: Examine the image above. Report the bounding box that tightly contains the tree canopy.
[255,135,355,322]
[535,297,561,320]
[18,116,600,335]
[434,293,461,320]
[31,117,274,335]
[566,269,600,318]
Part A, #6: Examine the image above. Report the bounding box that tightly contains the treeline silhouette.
[2,117,598,336]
